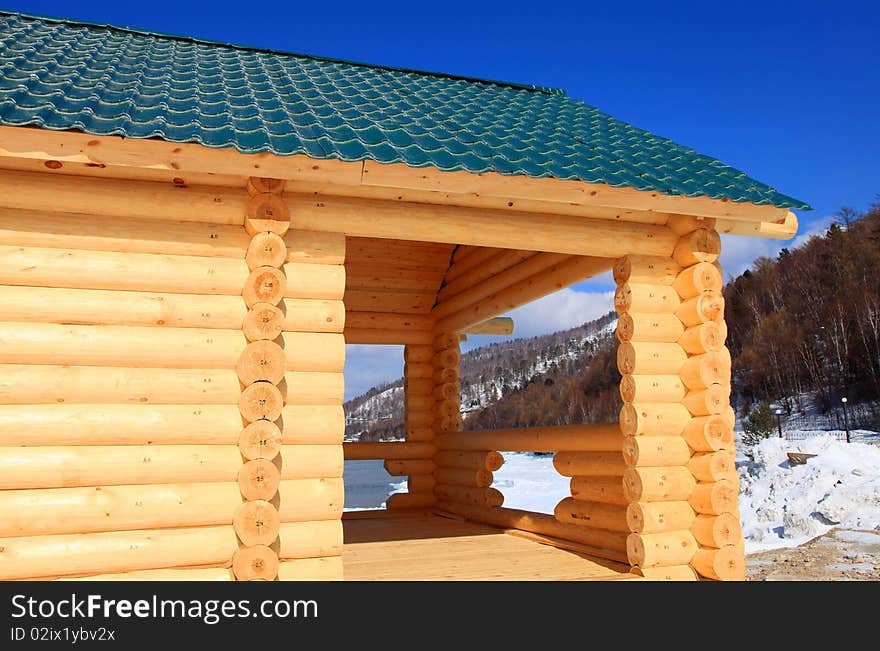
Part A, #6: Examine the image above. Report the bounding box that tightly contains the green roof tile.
[0,11,810,210]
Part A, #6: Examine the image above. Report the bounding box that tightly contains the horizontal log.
[246,232,287,270]
[678,322,724,355]
[616,313,684,343]
[0,286,344,332]
[345,312,434,331]
[437,424,622,453]
[0,446,342,489]
[432,382,460,401]
[386,492,437,510]
[238,382,284,422]
[679,351,731,391]
[672,262,722,298]
[715,212,798,240]
[277,556,343,581]
[675,291,724,327]
[436,502,629,560]
[622,436,692,467]
[681,415,733,452]
[404,377,435,396]
[343,289,435,314]
[404,425,434,442]
[672,229,720,267]
[687,451,736,482]
[286,193,679,257]
[245,193,290,237]
[434,450,504,472]
[569,476,628,506]
[406,474,436,494]
[0,478,343,536]
[619,374,686,403]
[442,247,499,283]
[619,402,691,437]
[435,255,612,333]
[0,520,342,581]
[613,256,681,286]
[343,442,435,460]
[617,341,687,375]
[437,250,535,304]
[383,459,436,476]
[627,531,699,568]
[434,466,494,488]
[434,484,504,508]
[346,236,453,267]
[554,498,629,532]
[233,544,280,581]
[690,545,745,581]
[0,403,342,446]
[691,513,743,548]
[623,466,697,502]
[403,345,434,364]
[463,317,514,336]
[405,394,435,412]
[553,451,626,477]
[56,566,235,581]
[614,284,680,314]
[403,362,434,381]
[0,323,344,372]
[433,347,461,368]
[626,501,696,533]
[631,565,698,581]
[688,480,739,515]
[344,328,433,345]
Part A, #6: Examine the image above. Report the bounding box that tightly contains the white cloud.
[719,214,837,279]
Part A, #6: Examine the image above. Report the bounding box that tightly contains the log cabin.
[0,11,809,581]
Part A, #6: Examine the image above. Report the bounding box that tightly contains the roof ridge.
[0,9,567,96]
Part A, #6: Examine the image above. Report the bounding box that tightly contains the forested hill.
[725,203,880,419]
[345,202,880,440]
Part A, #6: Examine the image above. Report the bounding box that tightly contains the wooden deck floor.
[342,513,635,581]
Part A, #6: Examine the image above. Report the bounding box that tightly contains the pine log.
[672,229,720,266]
[691,513,743,547]
[569,476,628,506]
[626,501,696,533]
[623,466,697,502]
[239,382,285,422]
[619,374,686,403]
[434,450,504,472]
[631,565,698,581]
[343,442,435,460]
[687,451,736,482]
[434,484,504,508]
[622,435,692,467]
[619,402,691,437]
[238,459,282,500]
[627,530,699,567]
[0,403,342,446]
[344,328,432,345]
[243,302,285,341]
[236,340,287,386]
[681,415,733,452]
[277,556,343,581]
[243,266,287,307]
[239,420,283,461]
[386,492,437,510]
[0,324,343,371]
[688,479,739,515]
[612,256,681,286]
[553,451,626,476]
[672,262,722,298]
[675,291,725,326]
[383,459,436,476]
[403,361,434,379]
[232,545,279,581]
[617,341,687,375]
[437,250,535,303]
[0,445,341,489]
[404,425,434,442]
[247,177,285,196]
[616,312,684,343]
[678,322,724,355]
[437,424,622,452]
[246,232,287,270]
[554,498,629,532]
[679,351,730,391]
[690,545,745,581]
[233,500,280,546]
[403,345,434,364]
[406,474,437,494]
[56,566,235,581]
[434,466,494,488]
[614,283,680,314]
[405,378,435,395]
[245,193,290,236]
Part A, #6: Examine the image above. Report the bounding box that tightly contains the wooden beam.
[463,317,514,335]
[343,442,435,460]
[288,194,677,257]
[715,212,798,240]
[435,424,622,452]
[435,255,613,333]
[344,328,433,345]
[0,126,793,232]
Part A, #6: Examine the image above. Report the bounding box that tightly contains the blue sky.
[7,1,877,397]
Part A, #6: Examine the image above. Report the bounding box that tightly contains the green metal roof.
[0,11,810,210]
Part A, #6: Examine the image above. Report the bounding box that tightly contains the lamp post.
[841,397,851,443]
[775,408,783,439]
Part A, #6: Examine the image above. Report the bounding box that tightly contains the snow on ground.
[491,452,569,514]
[738,434,880,553]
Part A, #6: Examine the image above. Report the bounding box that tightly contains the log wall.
[0,174,345,581]
[614,217,745,581]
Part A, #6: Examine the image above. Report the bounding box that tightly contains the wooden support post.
[614,223,743,580]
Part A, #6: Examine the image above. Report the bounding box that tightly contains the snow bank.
[739,435,880,553]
